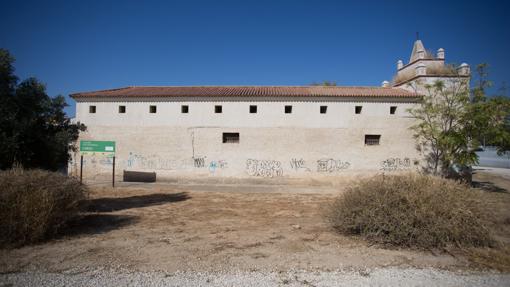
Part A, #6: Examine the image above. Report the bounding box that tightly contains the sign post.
[80,155,83,184]
[112,156,115,187]
[79,140,116,187]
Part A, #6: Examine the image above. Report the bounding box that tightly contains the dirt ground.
[1,170,510,274]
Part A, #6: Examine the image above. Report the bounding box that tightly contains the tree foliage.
[470,64,510,154]
[310,80,337,86]
[409,64,510,176]
[0,49,86,170]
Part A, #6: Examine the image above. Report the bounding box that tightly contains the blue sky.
[1,0,509,116]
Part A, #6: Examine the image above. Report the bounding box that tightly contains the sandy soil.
[1,171,509,275]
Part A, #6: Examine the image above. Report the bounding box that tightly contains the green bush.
[329,173,495,249]
[0,168,88,247]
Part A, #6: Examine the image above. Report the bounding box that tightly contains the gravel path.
[1,267,509,287]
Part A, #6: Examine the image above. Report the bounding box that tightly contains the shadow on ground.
[60,214,139,238]
[86,192,190,212]
[472,181,508,193]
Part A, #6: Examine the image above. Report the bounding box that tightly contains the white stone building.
[70,40,469,180]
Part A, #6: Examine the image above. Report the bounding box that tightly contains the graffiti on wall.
[246,159,283,177]
[290,158,310,172]
[380,157,411,171]
[317,158,350,172]
[209,160,228,173]
[125,152,230,173]
[99,157,114,166]
[126,152,180,170]
[82,155,114,168]
[193,156,206,168]
[85,150,417,175]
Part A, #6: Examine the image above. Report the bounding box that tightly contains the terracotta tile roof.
[70,86,420,99]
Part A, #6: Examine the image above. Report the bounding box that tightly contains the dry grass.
[465,246,510,272]
[393,64,458,85]
[0,168,88,248]
[426,64,457,75]
[329,173,495,249]
[393,69,415,86]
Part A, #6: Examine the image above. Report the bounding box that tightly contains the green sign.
[80,140,116,155]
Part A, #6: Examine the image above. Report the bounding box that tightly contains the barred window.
[222,132,239,143]
[390,106,397,114]
[181,105,189,113]
[118,105,126,113]
[89,105,96,113]
[149,105,157,113]
[365,134,381,145]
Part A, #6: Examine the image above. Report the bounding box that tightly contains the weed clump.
[0,168,88,247]
[329,173,495,249]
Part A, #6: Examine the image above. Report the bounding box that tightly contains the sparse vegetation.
[0,168,88,247]
[392,64,457,86]
[329,174,495,249]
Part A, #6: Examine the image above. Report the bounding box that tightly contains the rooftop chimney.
[457,63,470,76]
[437,48,445,60]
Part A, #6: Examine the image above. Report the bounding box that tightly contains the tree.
[409,64,510,176]
[0,49,86,170]
[470,64,510,154]
[0,49,18,167]
[310,81,337,86]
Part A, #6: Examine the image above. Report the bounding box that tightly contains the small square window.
[320,106,328,114]
[215,105,222,113]
[390,106,397,115]
[149,105,157,113]
[249,105,257,113]
[181,105,189,113]
[285,105,292,114]
[89,105,96,113]
[355,106,362,114]
[118,105,126,113]
[222,132,239,143]
[365,134,381,145]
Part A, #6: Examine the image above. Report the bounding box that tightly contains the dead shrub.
[0,168,88,247]
[329,173,495,249]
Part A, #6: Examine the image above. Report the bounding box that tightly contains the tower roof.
[409,39,426,63]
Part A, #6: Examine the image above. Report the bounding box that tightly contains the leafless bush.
[0,168,88,247]
[329,173,495,249]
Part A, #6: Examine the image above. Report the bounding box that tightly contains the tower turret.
[391,39,470,94]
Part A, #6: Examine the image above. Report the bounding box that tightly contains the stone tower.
[390,39,470,94]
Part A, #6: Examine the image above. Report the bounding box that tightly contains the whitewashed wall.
[72,96,422,180]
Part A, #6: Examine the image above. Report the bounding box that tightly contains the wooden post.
[80,155,83,184]
[112,156,115,188]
